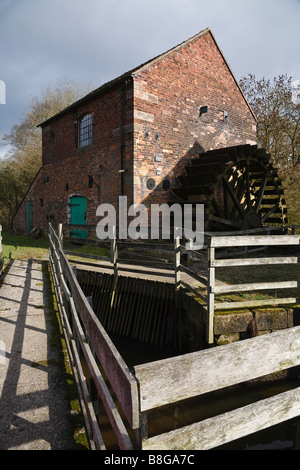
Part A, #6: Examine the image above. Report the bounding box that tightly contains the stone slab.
[0,259,78,450]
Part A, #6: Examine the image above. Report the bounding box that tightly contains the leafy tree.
[240,74,300,225]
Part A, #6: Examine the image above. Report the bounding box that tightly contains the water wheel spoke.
[229,167,240,189]
[170,145,287,232]
[223,177,245,218]
[223,178,229,219]
[227,176,246,221]
[237,175,247,202]
[211,198,223,218]
[234,175,248,212]
[210,215,242,229]
[254,172,269,213]
[261,202,280,222]
[245,162,251,210]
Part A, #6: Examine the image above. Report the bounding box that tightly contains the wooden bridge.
[48,224,300,450]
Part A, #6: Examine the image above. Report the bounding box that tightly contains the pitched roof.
[39,27,255,127]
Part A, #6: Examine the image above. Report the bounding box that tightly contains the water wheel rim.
[171,145,288,232]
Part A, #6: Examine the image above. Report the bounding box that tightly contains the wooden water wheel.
[171,144,288,232]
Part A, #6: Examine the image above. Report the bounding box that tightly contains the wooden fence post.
[86,295,99,418]
[0,225,3,273]
[207,238,215,344]
[110,226,118,278]
[58,223,63,248]
[174,230,181,289]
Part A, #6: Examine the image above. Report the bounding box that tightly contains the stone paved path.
[0,259,80,450]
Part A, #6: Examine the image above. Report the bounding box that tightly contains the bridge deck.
[0,259,82,450]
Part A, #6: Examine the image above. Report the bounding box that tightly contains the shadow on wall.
[140,140,205,207]
[136,140,205,237]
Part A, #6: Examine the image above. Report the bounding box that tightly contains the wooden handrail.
[210,234,300,247]
[48,224,140,450]
[206,233,300,343]
[135,325,300,411]
[49,223,300,451]
[135,325,300,450]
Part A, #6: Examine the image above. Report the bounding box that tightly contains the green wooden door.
[25,201,33,232]
[70,196,87,239]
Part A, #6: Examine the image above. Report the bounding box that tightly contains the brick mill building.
[13,28,257,236]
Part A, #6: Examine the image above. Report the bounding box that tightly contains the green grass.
[1,231,108,266]
[1,231,49,266]
[44,262,89,449]
[0,236,90,449]
[63,240,109,257]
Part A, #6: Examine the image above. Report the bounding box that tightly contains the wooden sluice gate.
[77,270,184,350]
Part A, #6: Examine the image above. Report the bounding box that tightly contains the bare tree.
[240,74,300,225]
[0,77,93,228]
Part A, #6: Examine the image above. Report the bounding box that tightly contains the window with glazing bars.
[79,113,92,147]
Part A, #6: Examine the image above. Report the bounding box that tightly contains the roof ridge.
[39,28,212,127]
[132,27,211,75]
[38,27,256,126]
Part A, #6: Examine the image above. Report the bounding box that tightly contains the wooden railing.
[48,223,300,450]
[48,224,140,450]
[206,234,300,343]
[0,224,3,273]
[53,223,300,346]
[134,324,300,449]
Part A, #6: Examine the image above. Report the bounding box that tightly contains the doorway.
[70,196,87,239]
[25,201,33,232]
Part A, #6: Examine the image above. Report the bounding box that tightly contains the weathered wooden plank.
[49,224,63,252]
[64,250,111,262]
[206,224,298,237]
[210,235,300,247]
[68,335,106,450]
[180,281,206,301]
[212,256,300,267]
[69,296,134,450]
[49,253,73,339]
[134,325,300,412]
[50,253,104,450]
[60,274,71,299]
[175,236,181,287]
[142,386,300,450]
[179,264,207,286]
[59,249,140,429]
[213,280,299,294]
[214,297,298,310]
[207,246,215,344]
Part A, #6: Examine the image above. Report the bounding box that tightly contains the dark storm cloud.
[0,0,299,153]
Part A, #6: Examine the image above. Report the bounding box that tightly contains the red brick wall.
[13,83,134,233]
[132,30,256,206]
[13,30,256,234]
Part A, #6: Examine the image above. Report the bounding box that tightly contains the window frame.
[78,113,93,148]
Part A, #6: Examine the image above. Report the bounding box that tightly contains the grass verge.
[44,261,90,450]
[0,231,90,449]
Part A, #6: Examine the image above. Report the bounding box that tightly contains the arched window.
[79,113,92,147]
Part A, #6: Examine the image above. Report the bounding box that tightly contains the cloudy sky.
[0,0,299,152]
